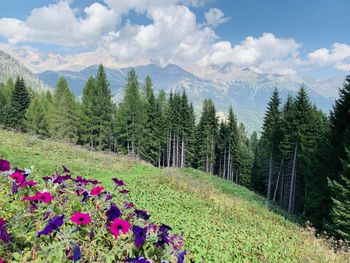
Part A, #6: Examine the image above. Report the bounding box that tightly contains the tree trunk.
[288,142,298,213]
[223,145,226,179]
[167,131,171,167]
[181,136,185,168]
[273,157,284,201]
[172,132,176,167]
[267,145,273,200]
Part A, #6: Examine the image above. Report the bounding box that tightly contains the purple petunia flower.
[119,189,129,195]
[0,218,10,243]
[90,229,95,240]
[134,209,150,221]
[0,159,10,172]
[176,250,186,263]
[132,226,147,248]
[81,191,90,203]
[112,177,125,187]
[105,193,113,201]
[37,215,64,237]
[62,165,70,173]
[42,176,52,182]
[53,174,72,184]
[124,201,135,209]
[72,243,82,262]
[12,182,18,194]
[154,224,172,248]
[106,203,121,221]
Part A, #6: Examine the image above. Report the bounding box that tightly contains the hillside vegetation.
[0,128,348,262]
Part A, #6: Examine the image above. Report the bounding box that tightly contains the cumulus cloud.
[307,43,350,71]
[0,0,348,76]
[204,8,230,27]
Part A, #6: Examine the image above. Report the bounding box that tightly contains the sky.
[0,0,349,79]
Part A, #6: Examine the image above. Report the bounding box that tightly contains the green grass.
[0,129,348,262]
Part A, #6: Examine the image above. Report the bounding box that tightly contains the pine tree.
[25,93,50,136]
[328,148,350,240]
[196,99,218,173]
[81,76,98,148]
[0,79,14,126]
[80,65,114,150]
[95,65,114,150]
[311,76,350,230]
[50,77,79,142]
[8,77,31,129]
[140,77,159,164]
[257,89,282,198]
[116,69,144,157]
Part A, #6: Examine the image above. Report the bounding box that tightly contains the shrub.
[0,159,186,262]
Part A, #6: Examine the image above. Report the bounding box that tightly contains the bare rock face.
[0,50,51,91]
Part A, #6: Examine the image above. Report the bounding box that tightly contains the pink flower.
[22,191,54,203]
[90,186,104,196]
[10,171,24,183]
[39,192,54,203]
[18,180,37,188]
[110,218,130,238]
[22,195,39,202]
[70,212,92,225]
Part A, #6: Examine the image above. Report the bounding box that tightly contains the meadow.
[0,128,348,262]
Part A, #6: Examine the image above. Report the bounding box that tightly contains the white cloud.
[0,1,117,46]
[307,43,350,72]
[204,8,230,27]
[0,0,348,76]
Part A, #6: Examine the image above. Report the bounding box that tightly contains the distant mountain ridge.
[0,50,50,91]
[37,63,343,132]
[0,49,343,133]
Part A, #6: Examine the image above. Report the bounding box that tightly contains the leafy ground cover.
[0,129,348,262]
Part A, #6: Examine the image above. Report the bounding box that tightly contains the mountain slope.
[0,50,50,91]
[0,128,348,262]
[37,64,342,132]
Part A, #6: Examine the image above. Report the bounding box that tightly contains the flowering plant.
[0,159,186,262]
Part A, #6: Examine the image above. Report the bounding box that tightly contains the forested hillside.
[1,65,350,244]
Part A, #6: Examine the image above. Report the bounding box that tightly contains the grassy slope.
[0,129,347,263]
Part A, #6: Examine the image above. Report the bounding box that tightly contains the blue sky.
[0,0,349,79]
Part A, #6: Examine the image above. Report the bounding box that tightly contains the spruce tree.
[196,99,218,173]
[116,69,144,157]
[140,77,159,164]
[328,148,350,240]
[25,93,50,136]
[50,77,79,142]
[257,89,282,198]
[8,77,31,129]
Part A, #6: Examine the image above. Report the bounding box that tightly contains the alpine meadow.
[0,1,350,262]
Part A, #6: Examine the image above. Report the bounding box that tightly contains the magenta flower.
[90,186,104,196]
[0,159,10,172]
[39,192,55,203]
[10,171,24,183]
[110,218,130,238]
[70,212,92,225]
[22,191,54,203]
[112,178,125,187]
[18,180,37,188]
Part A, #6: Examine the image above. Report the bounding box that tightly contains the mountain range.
[0,50,344,133]
[0,50,49,92]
